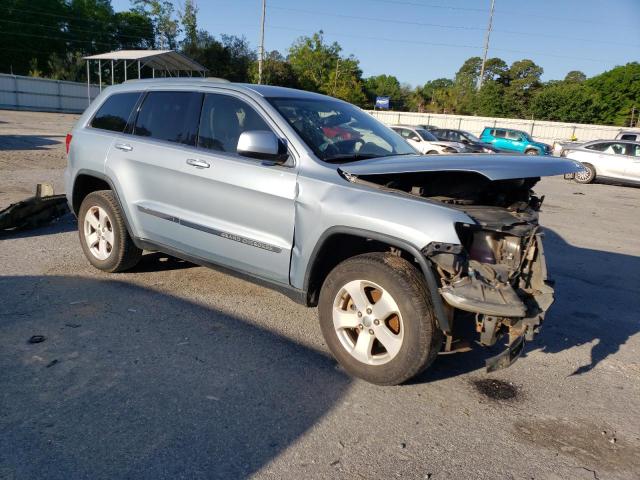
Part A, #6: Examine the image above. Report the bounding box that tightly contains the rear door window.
[91,92,141,132]
[493,129,506,138]
[133,91,203,146]
[585,142,610,152]
[620,134,637,141]
[198,93,271,154]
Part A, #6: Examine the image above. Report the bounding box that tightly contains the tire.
[525,149,539,155]
[426,150,438,155]
[318,252,443,385]
[78,190,142,272]
[574,163,596,184]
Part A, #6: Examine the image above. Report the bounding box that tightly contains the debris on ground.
[473,379,519,400]
[28,335,46,344]
[0,183,69,231]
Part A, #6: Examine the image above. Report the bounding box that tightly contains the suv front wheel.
[319,253,442,385]
[78,190,142,272]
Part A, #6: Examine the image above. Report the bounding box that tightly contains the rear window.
[133,91,203,146]
[90,92,141,132]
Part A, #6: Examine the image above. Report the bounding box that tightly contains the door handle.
[186,158,210,169]
[114,143,133,152]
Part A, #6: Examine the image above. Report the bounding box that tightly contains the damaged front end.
[349,169,559,372]
[421,176,554,371]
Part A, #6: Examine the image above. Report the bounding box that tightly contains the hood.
[338,154,583,181]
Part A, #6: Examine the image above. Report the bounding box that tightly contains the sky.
[112,0,640,87]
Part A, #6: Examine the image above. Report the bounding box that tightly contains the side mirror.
[237,131,288,163]
[412,136,421,142]
[462,139,470,144]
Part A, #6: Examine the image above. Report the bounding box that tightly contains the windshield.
[267,97,416,162]
[462,131,481,143]
[416,129,438,141]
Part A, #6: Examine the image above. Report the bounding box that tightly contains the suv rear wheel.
[318,253,442,385]
[78,190,142,272]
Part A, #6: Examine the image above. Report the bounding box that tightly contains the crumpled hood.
[338,154,583,181]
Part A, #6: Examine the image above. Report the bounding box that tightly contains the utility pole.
[478,0,495,90]
[258,0,266,84]
[630,105,636,127]
[333,58,340,95]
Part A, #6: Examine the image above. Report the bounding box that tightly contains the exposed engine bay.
[352,170,555,371]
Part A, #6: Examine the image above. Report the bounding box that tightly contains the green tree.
[585,62,640,126]
[530,82,600,123]
[47,52,86,81]
[504,59,544,117]
[0,0,68,76]
[180,0,198,47]
[248,51,297,87]
[113,11,155,49]
[132,0,180,49]
[183,31,255,82]
[564,70,587,83]
[67,0,115,55]
[472,81,507,117]
[364,75,403,109]
[287,32,366,105]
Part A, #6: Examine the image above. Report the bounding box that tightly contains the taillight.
[65,133,72,155]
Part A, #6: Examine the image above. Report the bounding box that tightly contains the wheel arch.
[72,170,138,244]
[303,226,451,333]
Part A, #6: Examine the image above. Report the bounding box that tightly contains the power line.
[0,19,152,42]
[265,4,639,48]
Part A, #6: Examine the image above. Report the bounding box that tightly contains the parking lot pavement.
[1,110,639,479]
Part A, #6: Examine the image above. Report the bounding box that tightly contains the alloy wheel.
[332,279,404,365]
[83,206,114,260]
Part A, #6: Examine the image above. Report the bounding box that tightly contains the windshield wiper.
[322,153,379,163]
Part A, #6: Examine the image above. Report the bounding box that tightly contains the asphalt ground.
[1,110,639,479]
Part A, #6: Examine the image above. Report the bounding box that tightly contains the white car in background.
[390,125,468,154]
[563,139,640,185]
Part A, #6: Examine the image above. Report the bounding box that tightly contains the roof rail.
[124,77,230,84]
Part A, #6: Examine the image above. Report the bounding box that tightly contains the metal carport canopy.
[82,50,208,105]
[83,50,207,73]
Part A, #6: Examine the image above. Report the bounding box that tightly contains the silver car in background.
[65,78,581,385]
[562,139,640,185]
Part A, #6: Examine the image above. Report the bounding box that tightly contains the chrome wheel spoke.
[87,232,99,248]
[373,324,403,358]
[333,308,361,330]
[343,280,369,312]
[371,290,397,321]
[103,228,114,246]
[352,330,375,364]
[86,211,100,230]
[98,238,108,257]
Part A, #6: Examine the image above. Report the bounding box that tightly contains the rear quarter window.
[90,92,142,132]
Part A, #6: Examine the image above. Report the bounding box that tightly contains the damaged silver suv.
[65,79,581,385]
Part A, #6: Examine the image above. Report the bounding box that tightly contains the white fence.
[368,110,639,144]
[0,74,100,113]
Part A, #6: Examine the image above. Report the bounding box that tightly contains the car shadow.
[527,228,640,375]
[0,135,64,151]
[0,275,351,479]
